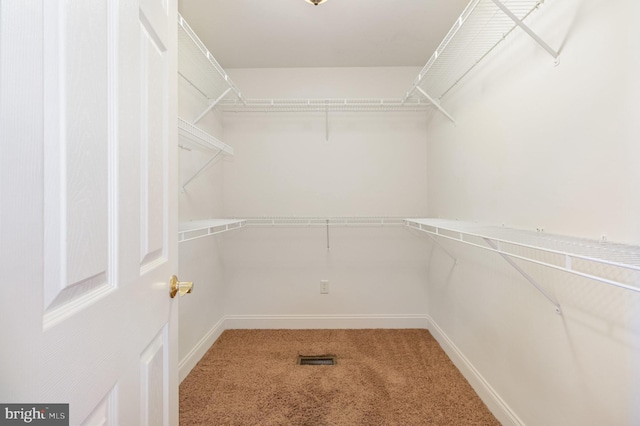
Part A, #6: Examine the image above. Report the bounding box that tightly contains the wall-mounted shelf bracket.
[325,107,329,141]
[193,88,232,125]
[403,0,558,113]
[178,14,245,105]
[425,233,458,265]
[326,219,330,249]
[178,117,234,154]
[490,0,559,63]
[482,237,561,314]
[416,87,456,123]
[405,219,640,315]
[181,148,223,192]
[178,118,234,191]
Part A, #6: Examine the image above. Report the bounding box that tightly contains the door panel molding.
[81,383,118,426]
[139,9,169,272]
[2,0,178,423]
[43,0,119,328]
[140,325,169,426]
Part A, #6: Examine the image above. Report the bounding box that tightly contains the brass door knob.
[170,275,193,298]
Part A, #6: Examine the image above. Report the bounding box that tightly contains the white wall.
[221,67,431,327]
[223,67,428,217]
[177,78,228,379]
[222,112,427,217]
[427,0,640,243]
[222,226,429,327]
[178,79,226,221]
[177,67,432,379]
[424,0,640,424]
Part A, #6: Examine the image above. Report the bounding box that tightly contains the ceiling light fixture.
[305,0,328,5]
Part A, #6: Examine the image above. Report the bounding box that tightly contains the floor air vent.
[297,355,336,365]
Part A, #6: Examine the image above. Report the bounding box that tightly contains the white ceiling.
[178,0,471,69]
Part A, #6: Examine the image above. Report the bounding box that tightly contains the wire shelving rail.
[219,98,432,113]
[179,219,247,243]
[178,14,244,106]
[404,0,558,121]
[241,217,407,227]
[405,219,640,313]
[178,117,233,154]
[178,217,408,245]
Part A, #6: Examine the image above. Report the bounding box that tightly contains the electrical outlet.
[320,280,329,294]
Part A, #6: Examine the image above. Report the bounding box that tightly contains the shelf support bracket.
[416,87,455,123]
[325,107,329,142]
[405,223,457,263]
[193,88,232,125]
[326,219,330,250]
[181,148,223,192]
[490,0,559,62]
[425,233,457,265]
[483,238,562,314]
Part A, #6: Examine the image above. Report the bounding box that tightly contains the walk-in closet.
[1,0,638,424]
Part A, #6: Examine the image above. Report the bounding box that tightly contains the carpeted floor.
[179,329,499,425]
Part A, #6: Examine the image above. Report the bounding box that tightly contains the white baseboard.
[426,314,524,426]
[178,316,226,383]
[178,314,428,382]
[179,314,520,424]
[223,314,430,330]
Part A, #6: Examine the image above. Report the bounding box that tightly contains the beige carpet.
[179,329,499,425]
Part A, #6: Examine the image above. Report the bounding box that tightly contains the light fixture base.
[305,0,328,5]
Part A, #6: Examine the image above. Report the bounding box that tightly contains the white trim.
[178,316,226,383]
[178,314,429,382]
[224,314,429,330]
[178,314,521,424]
[425,314,524,426]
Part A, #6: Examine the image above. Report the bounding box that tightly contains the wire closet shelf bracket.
[178,14,243,190]
[178,217,408,245]
[403,0,559,123]
[405,219,640,315]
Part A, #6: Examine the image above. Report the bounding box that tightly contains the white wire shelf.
[405,219,640,295]
[405,0,553,104]
[178,117,234,154]
[178,1,556,119]
[240,217,408,227]
[178,217,407,247]
[179,219,247,243]
[219,98,432,113]
[178,14,244,104]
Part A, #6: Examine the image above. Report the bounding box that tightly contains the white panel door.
[0,0,179,424]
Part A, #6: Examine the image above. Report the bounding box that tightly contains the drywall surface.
[426,0,640,244]
[178,78,228,376]
[222,67,431,322]
[223,226,429,325]
[177,232,227,381]
[424,0,640,424]
[178,78,226,221]
[223,67,427,217]
[225,66,421,100]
